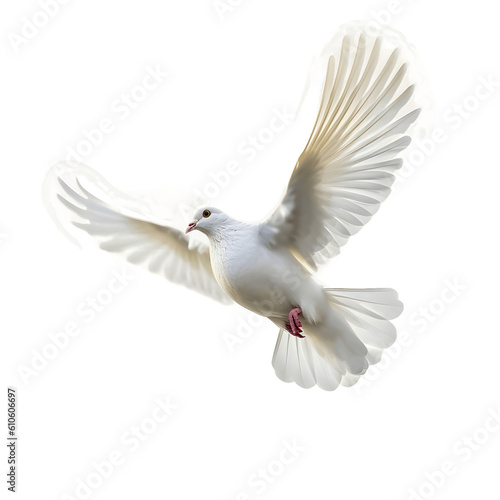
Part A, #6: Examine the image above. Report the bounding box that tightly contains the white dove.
[52,25,423,391]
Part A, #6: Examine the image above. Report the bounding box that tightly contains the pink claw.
[286,307,304,338]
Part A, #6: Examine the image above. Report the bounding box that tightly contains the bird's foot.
[285,307,304,338]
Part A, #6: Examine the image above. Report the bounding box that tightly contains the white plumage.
[50,25,422,391]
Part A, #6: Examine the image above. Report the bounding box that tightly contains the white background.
[1,1,499,499]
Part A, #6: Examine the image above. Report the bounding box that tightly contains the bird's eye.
[203,209,211,218]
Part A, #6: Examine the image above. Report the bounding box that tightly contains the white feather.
[47,24,421,391]
[260,30,420,271]
[56,174,232,305]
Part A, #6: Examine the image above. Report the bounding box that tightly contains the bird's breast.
[210,237,299,318]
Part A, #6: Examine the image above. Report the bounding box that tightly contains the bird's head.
[185,207,228,236]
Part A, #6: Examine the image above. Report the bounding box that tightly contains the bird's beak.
[186,221,197,234]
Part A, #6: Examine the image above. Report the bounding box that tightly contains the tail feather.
[272,288,403,391]
[327,287,402,349]
[327,288,403,319]
[272,330,342,391]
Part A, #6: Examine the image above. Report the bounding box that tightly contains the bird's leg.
[285,307,304,338]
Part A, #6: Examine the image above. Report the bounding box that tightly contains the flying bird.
[52,25,422,391]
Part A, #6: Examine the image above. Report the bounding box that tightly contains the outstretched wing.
[57,176,232,305]
[260,30,421,270]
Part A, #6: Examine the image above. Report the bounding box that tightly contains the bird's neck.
[207,221,257,291]
[207,219,252,250]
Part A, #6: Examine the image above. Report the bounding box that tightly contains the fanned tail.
[272,288,403,391]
